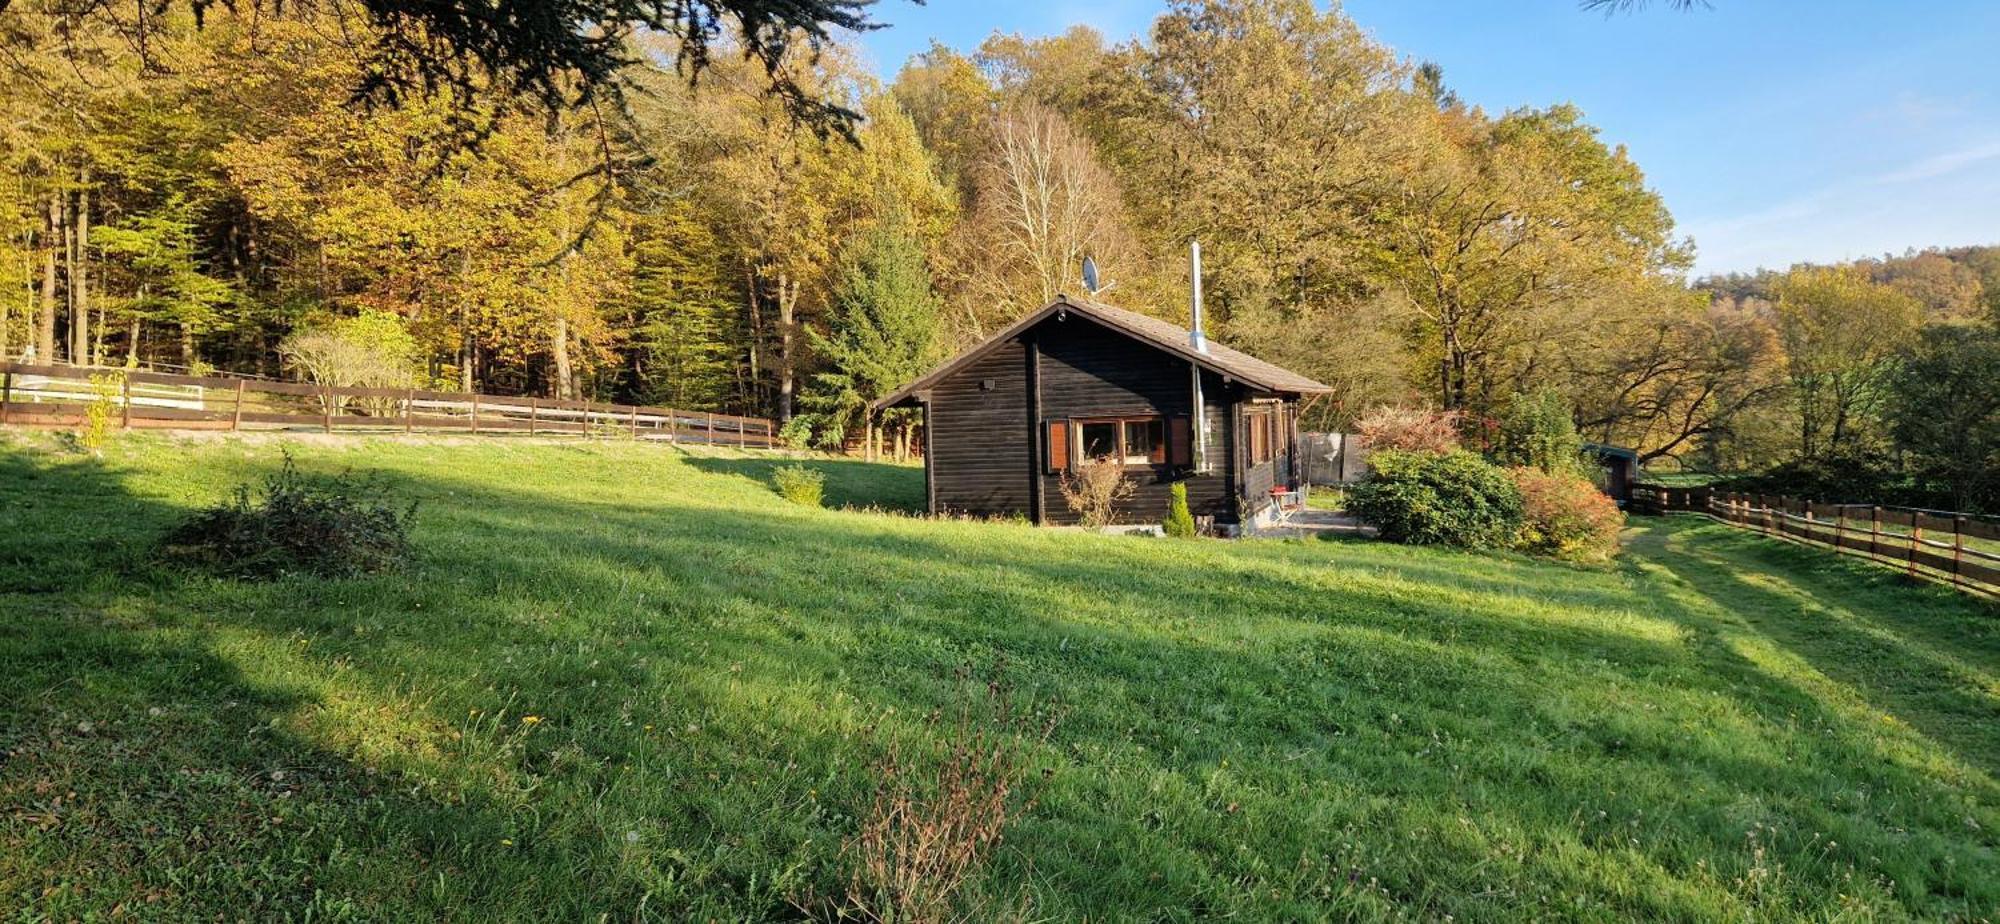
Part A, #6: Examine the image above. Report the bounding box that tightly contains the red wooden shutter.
[1168,417,1192,467]
[1046,419,1070,473]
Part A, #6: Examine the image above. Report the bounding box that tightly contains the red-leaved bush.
[1354,405,1463,455]
[1510,467,1624,561]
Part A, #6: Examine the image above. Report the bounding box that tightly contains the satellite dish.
[1081,256,1100,295]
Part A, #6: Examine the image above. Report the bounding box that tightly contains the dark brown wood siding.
[1033,316,1237,525]
[927,338,1033,517]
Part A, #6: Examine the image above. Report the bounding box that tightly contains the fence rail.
[1631,485,2000,600]
[0,361,778,448]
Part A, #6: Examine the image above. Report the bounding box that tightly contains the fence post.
[1908,516,1922,579]
[1832,503,1845,554]
[1870,506,1882,559]
[582,399,592,440]
[469,394,480,435]
[738,415,747,449]
[1,369,12,426]
[403,388,415,434]
[529,397,538,436]
[630,405,639,439]
[120,374,132,429]
[322,386,334,433]
[232,380,246,431]
[1953,516,1967,588]
[706,411,715,445]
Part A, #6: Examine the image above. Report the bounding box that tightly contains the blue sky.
[853,1,2000,277]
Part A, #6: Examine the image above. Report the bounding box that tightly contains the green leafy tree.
[806,227,945,460]
[1495,388,1585,475]
[1886,326,2000,511]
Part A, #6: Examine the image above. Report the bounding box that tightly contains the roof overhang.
[872,296,1330,413]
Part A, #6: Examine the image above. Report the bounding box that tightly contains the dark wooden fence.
[1631,485,2000,599]
[0,361,777,448]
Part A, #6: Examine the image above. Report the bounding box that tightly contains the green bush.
[1495,388,1586,475]
[160,453,416,578]
[1511,466,1624,560]
[772,464,826,507]
[1346,450,1523,548]
[1163,481,1198,538]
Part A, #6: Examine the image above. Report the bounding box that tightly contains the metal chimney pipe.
[1189,240,1210,355]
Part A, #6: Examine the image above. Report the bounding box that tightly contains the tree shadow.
[5,440,1998,919]
[682,453,925,513]
[1627,518,2000,779]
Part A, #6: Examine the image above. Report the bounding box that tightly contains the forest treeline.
[3,0,1996,497]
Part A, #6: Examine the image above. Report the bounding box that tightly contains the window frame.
[1245,408,1274,466]
[1069,415,1169,467]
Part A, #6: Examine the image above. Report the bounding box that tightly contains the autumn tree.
[1772,265,1923,460]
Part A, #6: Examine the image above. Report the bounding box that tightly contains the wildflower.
[520,715,542,726]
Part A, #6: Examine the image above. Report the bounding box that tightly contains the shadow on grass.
[1628,518,2000,778]
[4,441,1998,920]
[683,453,925,514]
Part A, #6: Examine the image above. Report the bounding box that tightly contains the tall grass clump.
[773,464,827,507]
[160,453,416,578]
[1346,449,1523,548]
[810,666,1059,924]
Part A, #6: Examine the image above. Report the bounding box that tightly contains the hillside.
[2,435,1996,920]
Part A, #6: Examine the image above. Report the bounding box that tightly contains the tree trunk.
[777,273,795,423]
[552,316,573,399]
[864,415,875,462]
[744,267,763,414]
[126,308,141,366]
[180,321,196,367]
[37,192,58,362]
[70,179,90,367]
[459,336,475,393]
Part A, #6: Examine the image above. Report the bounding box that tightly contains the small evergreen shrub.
[1511,467,1624,561]
[773,464,827,507]
[1163,481,1198,538]
[161,453,416,578]
[1346,449,1523,548]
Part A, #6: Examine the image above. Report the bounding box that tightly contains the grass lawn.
[2,432,1996,921]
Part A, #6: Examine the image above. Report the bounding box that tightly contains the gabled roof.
[874,295,1332,411]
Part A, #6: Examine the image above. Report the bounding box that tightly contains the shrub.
[1354,405,1462,454]
[772,464,826,507]
[1346,449,1523,548]
[1495,388,1586,475]
[826,664,1058,924]
[160,453,416,578]
[1162,481,1198,538]
[1059,458,1134,528]
[78,371,124,453]
[1511,467,1624,560]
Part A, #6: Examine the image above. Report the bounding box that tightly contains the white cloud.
[1875,139,2000,184]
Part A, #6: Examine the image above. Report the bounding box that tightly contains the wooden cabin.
[874,295,1332,530]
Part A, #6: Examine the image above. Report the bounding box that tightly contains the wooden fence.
[1631,485,2000,600]
[0,361,778,448]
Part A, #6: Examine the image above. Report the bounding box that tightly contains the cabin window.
[1123,419,1166,465]
[1246,410,1273,465]
[1079,421,1120,460]
[1063,416,1173,467]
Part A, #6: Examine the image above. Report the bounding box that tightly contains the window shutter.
[1046,419,1070,473]
[1168,417,1192,467]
